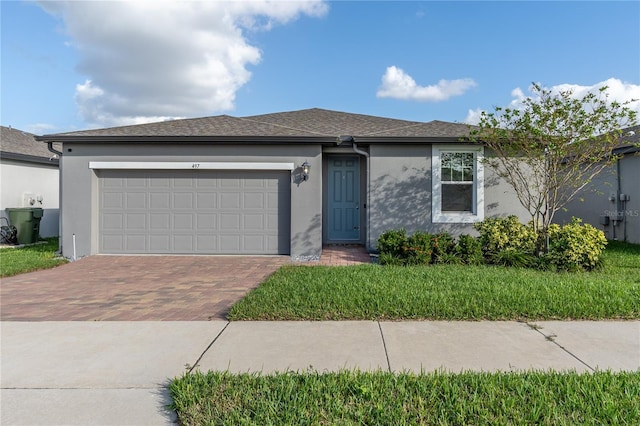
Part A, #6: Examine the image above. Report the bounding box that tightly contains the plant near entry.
[468,83,638,243]
[376,228,408,265]
[378,215,609,272]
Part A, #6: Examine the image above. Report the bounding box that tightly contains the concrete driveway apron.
[0,255,289,321]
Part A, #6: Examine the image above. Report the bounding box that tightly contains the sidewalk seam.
[187,321,230,374]
[377,322,392,373]
[528,323,595,372]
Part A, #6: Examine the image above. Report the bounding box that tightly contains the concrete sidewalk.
[2,320,639,425]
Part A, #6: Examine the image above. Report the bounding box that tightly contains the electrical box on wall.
[21,193,43,207]
[620,194,630,201]
[22,193,35,206]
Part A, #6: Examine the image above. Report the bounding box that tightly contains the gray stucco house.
[38,108,528,260]
[555,125,640,244]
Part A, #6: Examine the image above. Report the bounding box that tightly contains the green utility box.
[5,207,43,245]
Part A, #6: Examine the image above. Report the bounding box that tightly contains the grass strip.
[170,370,640,425]
[228,242,640,321]
[0,238,66,277]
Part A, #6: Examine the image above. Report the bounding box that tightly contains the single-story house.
[37,108,528,260]
[555,125,639,244]
[1,126,60,238]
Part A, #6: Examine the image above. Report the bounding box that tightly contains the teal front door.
[328,156,360,241]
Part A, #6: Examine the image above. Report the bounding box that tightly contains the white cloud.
[376,66,477,102]
[463,78,640,125]
[464,108,484,125]
[38,1,328,128]
[25,123,58,135]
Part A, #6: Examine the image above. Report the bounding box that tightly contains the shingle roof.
[38,108,473,141]
[1,126,60,165]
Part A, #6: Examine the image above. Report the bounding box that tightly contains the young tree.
[469,83,638,241]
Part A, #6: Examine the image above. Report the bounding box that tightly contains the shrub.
[455,234,484,265]
[405,231,433,265]
[474,216,538,263]
[545,218,608,271]
[431,232,456,264]
[378,230,467,266]
[377,229,407,261]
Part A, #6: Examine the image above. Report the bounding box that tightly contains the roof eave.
[35,135,338,145]
[35,135,475,145]
[0,151,60,166]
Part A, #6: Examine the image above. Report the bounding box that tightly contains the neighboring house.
[0,126,60,238]
[555,125,640,244]
[37,108,528,260]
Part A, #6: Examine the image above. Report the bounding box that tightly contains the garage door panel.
[220,193,240,209]
[150,213,170,230]
[196,213,217,230]
[126,177,147,188]
[244,235,265,252]
[125,213,146,230]
[196,193,217,208]
[150,178,171,188]
[244,193,264,208]
[173,235,194,251]
[102,235,123,251]
[103,193,124,208]
[126,235,147,251]
[220,235,240,252]
[126,193,147,209]
[173,193,194,208]
[220,178,241,189]
[102,213,123,230]
[244,214,264,230]
[150,193,170,209]
[99,170,290,254]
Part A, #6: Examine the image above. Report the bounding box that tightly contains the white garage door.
[98,170,290,254]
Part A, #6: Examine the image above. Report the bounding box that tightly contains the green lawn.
[170,370,640,425]
[228,241,640,321]
[0,238,67,278]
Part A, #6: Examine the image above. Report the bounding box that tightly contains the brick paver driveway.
[1,256,289,321]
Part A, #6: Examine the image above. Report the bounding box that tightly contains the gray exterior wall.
[60,140,535,259]
[555,154,640,244]
[59,143,322,260]
[368,144,529,249]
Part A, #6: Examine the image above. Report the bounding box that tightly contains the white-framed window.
[432,145,484,223]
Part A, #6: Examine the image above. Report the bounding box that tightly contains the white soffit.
[89,162,295,171]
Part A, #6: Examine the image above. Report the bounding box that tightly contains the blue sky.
[2,0,639,134]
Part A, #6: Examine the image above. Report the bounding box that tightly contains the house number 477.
[192,163,200,169]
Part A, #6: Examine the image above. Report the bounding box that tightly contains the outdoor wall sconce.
[301,161,311,181]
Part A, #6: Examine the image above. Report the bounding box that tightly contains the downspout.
[47,142,64,256]
[352,142,371,251]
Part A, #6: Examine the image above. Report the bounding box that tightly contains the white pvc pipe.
[72,233,76,261]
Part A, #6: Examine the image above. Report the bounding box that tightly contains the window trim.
[432,145,484,223]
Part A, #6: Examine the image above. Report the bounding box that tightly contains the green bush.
[431,232,457,263]
[377,228,407,261]
[474,216,538,264]
[378,230,464,266]
[546,218,608,271]
[405,231,433,265]
[377,219,607,273]
[455,234,484,265]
